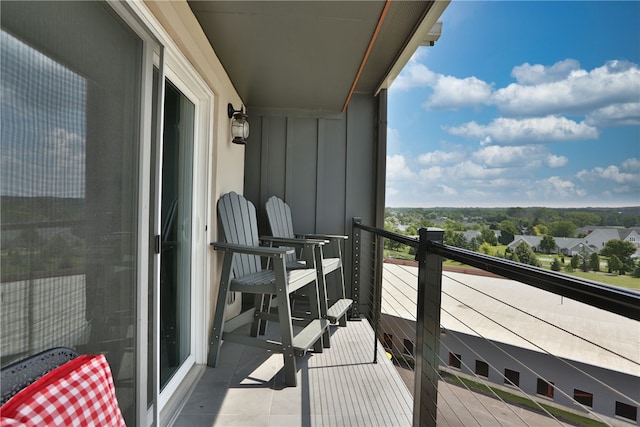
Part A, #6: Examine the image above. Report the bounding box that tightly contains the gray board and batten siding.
[243,92,388,318]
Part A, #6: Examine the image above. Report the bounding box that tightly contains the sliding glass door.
[3,2,212,424]
[159,81,195,389]
[1,2,148,424]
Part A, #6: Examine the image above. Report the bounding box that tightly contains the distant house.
[583,228,623,253]
[463,230,480,241]
[584,227,640,258]
[508,227,640,258]
[508,235,593,256]
[462,230,501,242]
[508,236,542,252]
[620,228,640,258]
[562,239,592,257]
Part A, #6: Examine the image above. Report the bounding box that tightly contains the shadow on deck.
[172,317,570,427]
[173,319,412,426]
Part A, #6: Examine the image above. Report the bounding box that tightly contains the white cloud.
[448,161,505,179]
[438,184,458,196]
[463,189,490,199]
[386,154,416,181]
[532,176,587,199]
[423,75,493,110]
[386,156,638,208]
[385,57,640,207]
[394,59,640,125]
[387,127,402,153]
[491,60,640,117]
[598,165,637,185]
[445,116,599,145]
[473,145,547,168]
[391,62,492,110]
[418,149,467,166]
[546,154,568,168]
[386,186,399,198]
[407,47,430,64]
[511,59,581,85]
[418,166,445,182]
[622,157,640,171]
[585,102,640,127]
[576,161,640,187]
[391,62,437,90]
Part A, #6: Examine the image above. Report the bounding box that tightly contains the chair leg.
[332,239,349,327]
[338,314,347,327]
[305,245,331,353]
[274,259,297,387]
[337,264,348,327]
[207,253,234,367]
[307,278,324,354]
[250,294,269,337]
[313,245,331,348]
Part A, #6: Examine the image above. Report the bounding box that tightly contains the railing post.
[371,233,384,363]
[350,217,362,319]
[413,227,444,427]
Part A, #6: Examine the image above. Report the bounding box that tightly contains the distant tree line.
[384,206,640,239]
[384,206,640,278]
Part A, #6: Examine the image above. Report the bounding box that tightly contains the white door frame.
[108,2,214,424]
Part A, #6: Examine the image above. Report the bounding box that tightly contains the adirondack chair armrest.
[211,242,294,258]
[260,236,326,248]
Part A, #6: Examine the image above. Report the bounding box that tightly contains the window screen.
[1,2,143,423]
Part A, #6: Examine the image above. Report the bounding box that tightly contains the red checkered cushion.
[1,354,125,426]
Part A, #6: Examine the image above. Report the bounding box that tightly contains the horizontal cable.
[441,284,638,412]
[354,222,418,248]
[354,221,639,320]
[443,271,639,367]
[428,241,640,321]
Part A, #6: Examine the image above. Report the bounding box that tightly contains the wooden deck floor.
[173,319,413,427]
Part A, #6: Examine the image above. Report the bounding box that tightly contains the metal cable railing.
[351,219,640,427]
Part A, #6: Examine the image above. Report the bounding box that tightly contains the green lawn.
[561,269,640,290]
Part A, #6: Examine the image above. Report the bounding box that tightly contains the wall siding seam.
[315,118,324,232]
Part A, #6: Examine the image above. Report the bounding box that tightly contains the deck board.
[173,319,413,427]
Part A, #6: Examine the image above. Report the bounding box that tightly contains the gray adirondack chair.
[208,192,329,386]
[265,196,352,327]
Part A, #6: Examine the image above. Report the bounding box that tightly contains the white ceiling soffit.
[188,1,449,113]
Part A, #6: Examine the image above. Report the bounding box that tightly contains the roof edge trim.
[341,0,392,113]
[375,0,450,95]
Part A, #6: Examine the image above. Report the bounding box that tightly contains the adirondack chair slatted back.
[265,194,352,327]
[265,196,297,265]
[218,192,262,277]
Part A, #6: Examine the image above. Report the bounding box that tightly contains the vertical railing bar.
[350,217,362,320]
[371,234,384,363]
[414,227,444,427]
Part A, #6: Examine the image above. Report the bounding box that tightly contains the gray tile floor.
[173,320,412,427]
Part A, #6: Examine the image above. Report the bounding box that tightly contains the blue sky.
[386,1,640,208]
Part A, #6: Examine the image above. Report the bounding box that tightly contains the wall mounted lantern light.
[227,103,249,145]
